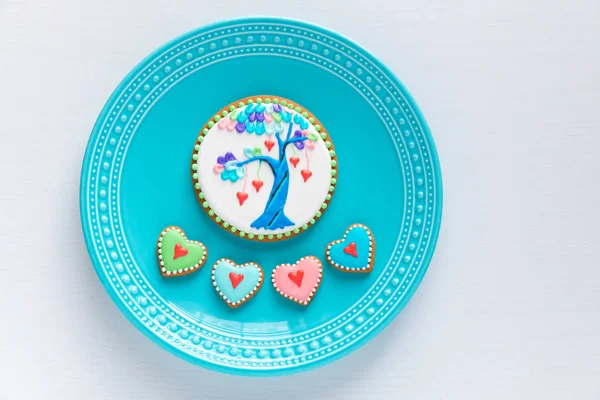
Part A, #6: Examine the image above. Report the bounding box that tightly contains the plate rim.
[79,16,443,376]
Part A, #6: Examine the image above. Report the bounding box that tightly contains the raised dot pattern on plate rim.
[81,18,441,372]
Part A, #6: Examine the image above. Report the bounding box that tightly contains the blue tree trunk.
[250,157,295,230]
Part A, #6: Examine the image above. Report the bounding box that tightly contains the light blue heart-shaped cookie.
[326,224,375,273]
[212,259,264,308]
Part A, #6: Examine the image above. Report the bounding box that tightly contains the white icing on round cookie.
[194,99,336,239]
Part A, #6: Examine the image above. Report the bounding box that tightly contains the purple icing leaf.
[292,130,305,150]
[236,122,246,133]
[224,152,237,162]
[273,103,282,113]
[256,112,265,122]
[248,111,257,122]
[217,151,237,165]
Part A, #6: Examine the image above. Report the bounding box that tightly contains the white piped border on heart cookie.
[272,256,323,306]
[157,226,207,277]
[326,224,375,273]
[211,258,264,308]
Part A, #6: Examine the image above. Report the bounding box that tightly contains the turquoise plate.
[80,17,442,376]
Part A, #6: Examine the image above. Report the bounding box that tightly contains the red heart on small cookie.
[288,269,304,287]
[173,243,189,260]
[229,272,244,289]
[343,242,358,257]
[272,256,323,306]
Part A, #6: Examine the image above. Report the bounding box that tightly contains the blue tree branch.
[285,122,294,141]
[274,130,283,147]
[236,155,279,168]
[283,136,308,148]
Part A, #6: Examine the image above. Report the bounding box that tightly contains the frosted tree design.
[212,102,320,230]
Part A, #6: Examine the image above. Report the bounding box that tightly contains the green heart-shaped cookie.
[157,226,207,277]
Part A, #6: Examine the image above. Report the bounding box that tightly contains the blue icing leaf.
[220,170,230,180]
[328,226,372,270]
[243,146,254,158]
[245,103,256,114]
[246,121,256,133]
[281,110,292,122]
[230,172,239,182]
[293,113,302,124]
[265,122,275,135]
[214,261,261,304]
[237,112,248,123]
[255,104,265,113]
[256,122,265,135]
[224,160,238,171]
[299,118,309,130]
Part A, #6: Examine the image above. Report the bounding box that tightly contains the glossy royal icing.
[272,256,323,306]
[326,224,375,273]
[212,259,264,308]
[157,226,207,277]
[193,97,338,241]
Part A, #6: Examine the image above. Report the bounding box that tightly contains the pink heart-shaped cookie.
[272,256,323,306]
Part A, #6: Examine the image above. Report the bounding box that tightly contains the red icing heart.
[301,169,312,182]
[344,242,358,257]
[289,157,300,168]
[173,243,188,260]
[236,191,248,205]
[288,269,304,287]
[229,272,245,289]
[264,140,275,152]
[252,180,263,192]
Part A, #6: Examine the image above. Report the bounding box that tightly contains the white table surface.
[1,0,599,398]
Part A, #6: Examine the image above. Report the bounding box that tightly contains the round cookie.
[192,96,338,241]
